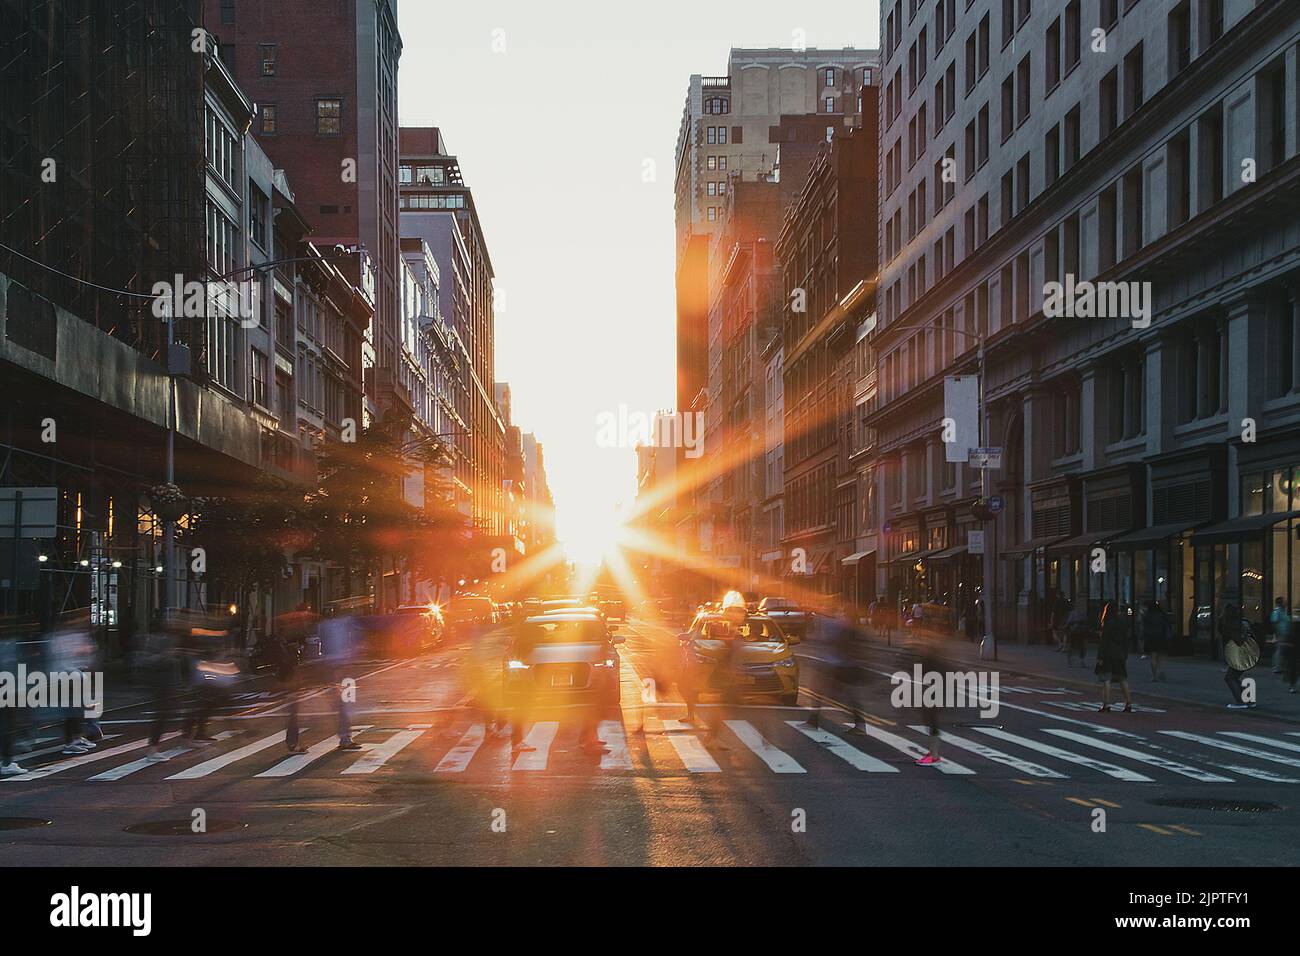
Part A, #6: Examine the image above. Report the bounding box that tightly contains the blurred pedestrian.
[814,604,868,735]
[1051,592,1070,652]
[915,634,945,765]
[319,612,361,750]
[1269,597,1294,691]
[275,632,306,755]
[1095,601,1133,713]
[1064,601,1091,668]
[0,625,22,776]
[1219,603,1260,709]
[48,609,96,755]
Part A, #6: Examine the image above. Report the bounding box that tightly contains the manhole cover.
[0,817,53,830]
[123,819,248,835]
[1148,798,1282,812]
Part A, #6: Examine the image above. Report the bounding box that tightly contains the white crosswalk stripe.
[1220,731,1300,754]
[167,732,287,780]
[257,726,374,778]
[661,719,720,772]
[725,720,805,773]
[19,710,1300,785]
[789,721,898,771]
[434,723,486,773]
[1161,730,1300,769]
[974,727,1153,781]
[1042,729,1233,782]
[598,720,634,770]
[856,722,973,774]
[341,726,428,774]
[89,732,238,781]
[909,727,1065,777]
[512,721,558,771]
[6,733,181,781]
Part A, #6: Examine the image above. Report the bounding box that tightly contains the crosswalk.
[6,714,1300,786]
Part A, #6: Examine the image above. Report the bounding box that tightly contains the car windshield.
[762,600,798,611]
[697,617,785,641]
[516,620,607,646]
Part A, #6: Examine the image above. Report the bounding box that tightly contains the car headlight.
[506,660,530,670]
[593,658,617,668]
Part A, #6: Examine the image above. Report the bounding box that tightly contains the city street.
[4,621,1298,867]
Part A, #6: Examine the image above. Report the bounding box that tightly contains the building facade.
[872,0,1300,646]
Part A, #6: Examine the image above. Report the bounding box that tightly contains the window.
[1063,104,1081,170]
[1266,289,1297,397]
[259,43,276,76]
[1064,210,1080,278]
[1168,128,1191,228]
[1198,104,1225,206]
[316,98,342,135]
[719,156,727,171]
[1121,164,1144,259]
[730,126,741,144]
[825,96,835,113]
[977,103,989,166]
[1258,55,1288,173]
[1000,169,1013,227]
[964,119,976,180]
[1122,43,1144,118]
[205,109,237,187]
[1204,0,1224,45]
[1099,68,1118,138]
[1098,182,1117,271]
[707,182,716,196]
[260,103,276,135]
[251,349,269,408]
[206,201,236,276]
[1045,124,1060,186]
[706,156,716,170]
[1016,152,1030,211]
[220,0,234,25]
[1016,54,1030,126]
[977,193,989,243]
[1101,0,1118,29]
[1045,18,1061,93]
[978,13,990,76]
[707,207,717,221]
[1063,1,1081,74]
[825,67,835,87]
[965,30,977,93]
[248,183,269,250]
[1001,0,1014,45]
[1167,1,1191,78]
[1000,73,1014,141]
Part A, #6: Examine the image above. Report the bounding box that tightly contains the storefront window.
[1134,549,1152,607]
[1272,468,1291,513]
[1243,471,1266,516]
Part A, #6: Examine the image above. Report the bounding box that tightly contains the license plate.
[550,673,573,688]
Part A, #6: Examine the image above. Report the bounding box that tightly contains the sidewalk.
[862,623,1300,724]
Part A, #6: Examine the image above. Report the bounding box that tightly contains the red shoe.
[916,753,942,765]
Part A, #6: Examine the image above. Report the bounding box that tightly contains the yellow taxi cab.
[675,593,800,706]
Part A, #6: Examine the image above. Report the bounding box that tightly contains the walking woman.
[1064,601,1091,668]
[1095,601,1133,713]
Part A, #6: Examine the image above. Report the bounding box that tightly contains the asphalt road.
[2,618,1298,866]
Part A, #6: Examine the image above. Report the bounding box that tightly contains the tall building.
[872,0,1300,645]
[399,127,506,546]
[201,0,404,415]
[777,116,878,598]
[673,48,880,593]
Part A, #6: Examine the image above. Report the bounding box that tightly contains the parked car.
[394,603,444,645]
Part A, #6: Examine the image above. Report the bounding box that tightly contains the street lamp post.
[878,322,996,660]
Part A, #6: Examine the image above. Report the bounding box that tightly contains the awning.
[887,547,939,566]
[783,548,833,576]
[1046,531,1114,555]
[1108,522,1203,549]
[927,544,969,562]
[1190,510,1300,547]
[841,548,876,566]
[760,549,785,562]
[1002,535,1066,559]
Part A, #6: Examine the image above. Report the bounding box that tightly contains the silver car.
[502,613,623,706]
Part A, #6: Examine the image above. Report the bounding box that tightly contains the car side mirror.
[785,633,801,645]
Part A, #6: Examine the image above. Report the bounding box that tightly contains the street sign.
[989,494,1004,514]
[969,447,1003,469]
[968,530,985,555]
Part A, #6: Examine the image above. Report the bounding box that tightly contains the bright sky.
[398,0,878,565]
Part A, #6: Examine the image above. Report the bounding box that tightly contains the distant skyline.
[398,0,878,563]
